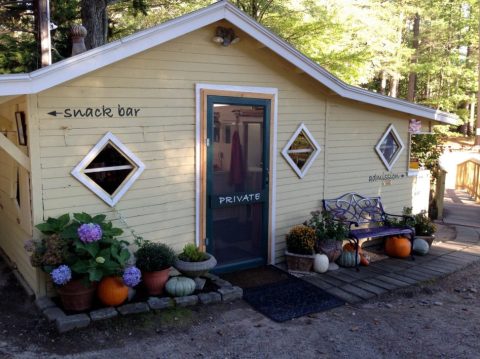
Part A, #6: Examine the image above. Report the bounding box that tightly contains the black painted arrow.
[47,111,63,117]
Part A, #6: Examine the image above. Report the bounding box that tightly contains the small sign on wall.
[211,191,264,208]
[47,105,141,118]
[368,172,407,183]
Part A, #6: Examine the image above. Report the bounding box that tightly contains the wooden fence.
[456,159,480,202]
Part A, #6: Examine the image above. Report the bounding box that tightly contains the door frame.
[195,84,278,265]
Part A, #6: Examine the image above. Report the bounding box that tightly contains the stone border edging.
[35,273,243,333]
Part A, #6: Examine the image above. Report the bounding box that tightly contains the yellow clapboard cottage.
[0,1,457,296]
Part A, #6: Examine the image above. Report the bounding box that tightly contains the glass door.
[206,96,270,273]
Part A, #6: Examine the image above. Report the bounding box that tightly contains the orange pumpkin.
[97,276,128,307]
[385,236,411,258]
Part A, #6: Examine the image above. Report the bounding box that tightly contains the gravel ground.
[1,253,480,359]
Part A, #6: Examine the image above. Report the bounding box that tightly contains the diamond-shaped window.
[71,132,145,207]
[375,124,405,171]
[281,123,320,178]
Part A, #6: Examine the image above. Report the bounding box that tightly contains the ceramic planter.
[57,278,96,312]
[174,254,217,278]
[285,251,314,272]
[142,267,171,295]
[317,240,343,262]
[416,234,435,247]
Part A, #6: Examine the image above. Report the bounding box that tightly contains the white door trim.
[195,83,278,264]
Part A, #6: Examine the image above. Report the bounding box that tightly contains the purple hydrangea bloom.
[51,265,71,286]
[123,266,141,287]
[77,223,102,243]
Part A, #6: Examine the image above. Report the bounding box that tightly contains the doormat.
[223,266,345,322]
[243,276,345,322]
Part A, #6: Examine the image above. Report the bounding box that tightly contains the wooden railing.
[456,159,480,202]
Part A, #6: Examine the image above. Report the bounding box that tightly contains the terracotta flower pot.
[57,278,96,312]
[142,268,171,296]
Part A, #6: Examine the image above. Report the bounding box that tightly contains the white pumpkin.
[313,253,329,273]
[413,238,429,255]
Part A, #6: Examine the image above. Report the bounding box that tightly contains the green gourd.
[413,238,429,255]
[337,251,361,267]
[165,276,196,297]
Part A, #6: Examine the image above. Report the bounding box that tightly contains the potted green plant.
[402,207,436,247]
[285,225,316,271]
[134,240,176,295]
[27,213,141,311]
[413,210,436,247]
[173,243,217,278]
[305,210,348,262]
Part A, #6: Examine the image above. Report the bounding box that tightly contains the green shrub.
[178,243,209,262]
[286,225,315,255]
[135,242,176,272]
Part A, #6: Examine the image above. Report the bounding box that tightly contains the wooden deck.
[287,189,480,304]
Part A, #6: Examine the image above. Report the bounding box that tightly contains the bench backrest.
[322,192,386,225]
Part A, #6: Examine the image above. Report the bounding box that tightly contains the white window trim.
[71,132,145,207]
[195,83,278,264]
[281,123,321,179]
[375,124,405,171]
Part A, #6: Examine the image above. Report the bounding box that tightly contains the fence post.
[435,169,447,219]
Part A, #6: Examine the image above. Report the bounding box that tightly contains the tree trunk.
[407,13,420,102]
[81,0,108,50]
[35,0,52,67]
[389,74,399,98]
[380,70,387,95]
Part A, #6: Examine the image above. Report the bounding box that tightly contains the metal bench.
[322,192,415,269]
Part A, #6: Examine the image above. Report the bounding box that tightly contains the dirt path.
[1,256,480,359]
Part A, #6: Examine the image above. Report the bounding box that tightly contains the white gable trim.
[0,1,457,125]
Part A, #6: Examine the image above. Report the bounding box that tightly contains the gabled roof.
[0,0,457,124]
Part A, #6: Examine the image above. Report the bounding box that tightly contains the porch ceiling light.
[212,26,240,47]
[281,123,321,178]
[71,132,145,207]
[375,124,405,171]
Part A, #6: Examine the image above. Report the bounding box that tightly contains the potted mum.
[285,225,316,271]
[28,213,141,311]
[134,240,176,295]
[305,210,348,262]
[174,243,217,278]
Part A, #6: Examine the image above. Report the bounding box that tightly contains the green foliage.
[29,213,130,283]
[0,34,38,74]
[410,128,446,178]
[286,225,316,255]
[134,241,176,272]
[305,210,348,242]
[177,243,209,262]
